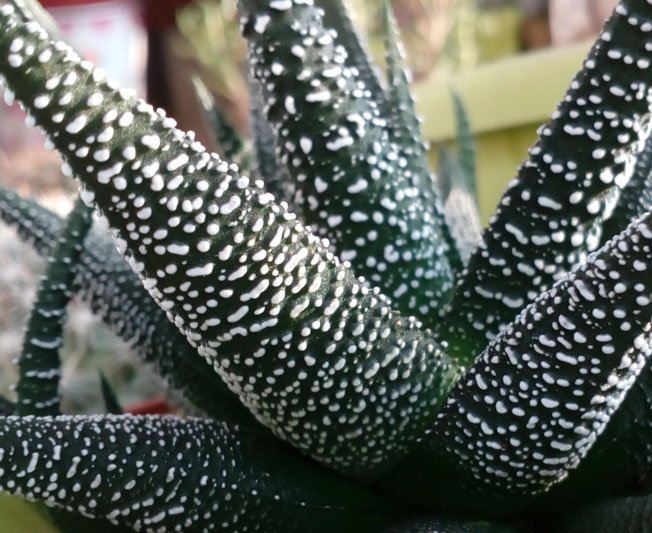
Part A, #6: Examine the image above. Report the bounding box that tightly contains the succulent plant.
[1,0,652,531]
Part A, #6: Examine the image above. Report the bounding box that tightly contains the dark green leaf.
[381,0,423,150]
[0,395,15,415]
[317,0,384,100]
[381,0,462,275]
[16,196,92,416]
[527,367,652,513]
[438,2,652,367]
[248,75,296,207]
[0,415,390,532]
[387,210,652,514]
[0,186,255,426]
[0,5,460,479]
[601,120,652,242]
[240,0,458,324]
[385,514,521,533]
[45,509,134,533]
[12,0,63,40]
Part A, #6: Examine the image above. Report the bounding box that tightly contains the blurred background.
[0,0,617,414]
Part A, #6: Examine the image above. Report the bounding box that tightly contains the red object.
[124,396,175,415]
[142,0,192,30]
[41,0,190,31]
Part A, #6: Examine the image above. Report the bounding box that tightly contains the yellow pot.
[414,40,593,222]
[0,493,58,532]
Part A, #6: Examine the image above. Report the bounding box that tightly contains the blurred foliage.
[176,0,523,133]
[0,165,167,415]
[0,224,167,414]
[442,0,522,70]
[176,0,250,131]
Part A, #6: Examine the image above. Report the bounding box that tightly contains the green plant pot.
[0,493,58,532]
[414,40,593,221]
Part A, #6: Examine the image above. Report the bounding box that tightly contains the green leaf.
[450,90,477,199]
[0,186,255,426]
[12,0,63,40]
[240,0,457,324]
[99,373,122,415]
[249,0,386,209]
[0,4,460,479]
[527,370,652,513]
[191,75,254,171]
[16,196,92,416]
[541,305,652,513]
[381,0,417,142]
[380,0,462,276]
[0,415,390,532]
[601,121,652,242]
[438,2,652,367]
[45,509,134,533]
[6,193,126,531]
[386,210,652,515]
[316,0,384,100]
[549,492,652,532]
[248,76,296,207]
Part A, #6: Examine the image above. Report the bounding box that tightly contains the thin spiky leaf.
[0,186,255,425]
[438,1,652,367]
[450,90,477,199]
[0,4,460,479]
[99,372,122,415]
[316,0,384,100]
[192,75,254,171]
[10,194,127,533]
[240,0,457,324]
[381,0,462,274]
[381,0,425,156]
[16,196,92,416]
[388,210,652,514]
[439,146,482,265]
[0,415,390,532]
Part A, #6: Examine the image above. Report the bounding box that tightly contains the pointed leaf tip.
[16,196,92,417]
